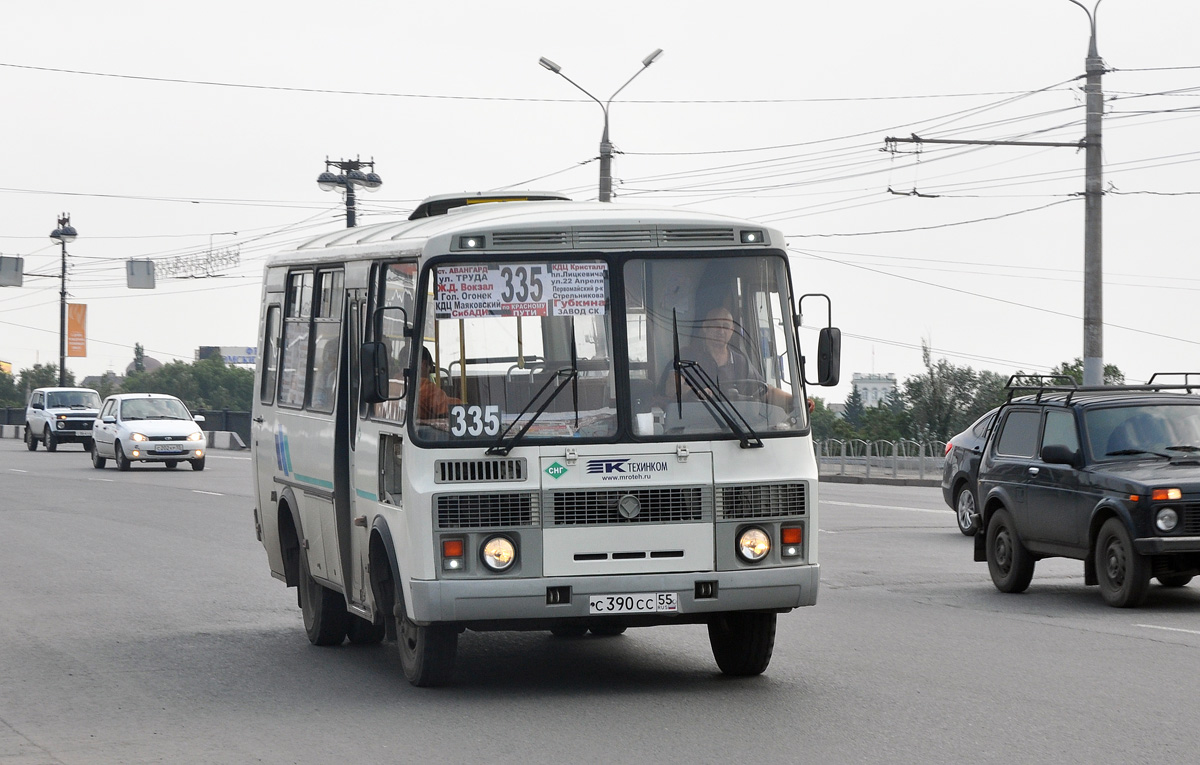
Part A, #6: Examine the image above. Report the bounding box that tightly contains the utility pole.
[1074,0,1105,386]
[886,0,1106,384]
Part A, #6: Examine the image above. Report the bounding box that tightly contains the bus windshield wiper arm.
[673,359,764,449]
[486,366,579,456]
[670,308,762,448]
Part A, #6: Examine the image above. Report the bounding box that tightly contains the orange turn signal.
[442,539,464,558]
[1152,488,1183,501]
[781,527,803,545]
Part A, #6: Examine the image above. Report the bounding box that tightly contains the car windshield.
[119,398,192,421]
[414,259,617,445]
[46,391,101,409]
[1085,403,1200,459]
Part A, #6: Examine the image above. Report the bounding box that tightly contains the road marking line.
[824,500,950,515]
[193,490,224,496]
[1136,624,1200,636]
[8,469,28,473]
[87,478,115,482]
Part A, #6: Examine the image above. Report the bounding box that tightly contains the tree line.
[809,347,1125,444]
[0,351,253,412]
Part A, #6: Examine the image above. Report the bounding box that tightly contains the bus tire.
[393,583,457,686]
[298,549,347,646]
[346,615,385,645]
[708,611,776,676]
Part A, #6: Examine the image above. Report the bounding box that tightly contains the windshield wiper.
[1106,448,1170,459]
[1164,445,1200,453]
[670,310,763,449]
[486,364,579,457]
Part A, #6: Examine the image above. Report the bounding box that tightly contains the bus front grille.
[434,458,527,483]
[548,487,710,526]
[717,483,807,520]
[436,492,538,529]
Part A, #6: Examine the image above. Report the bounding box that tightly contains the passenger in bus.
[418,346,461,419]
[662,305,793,409]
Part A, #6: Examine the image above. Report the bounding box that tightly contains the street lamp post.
[49,213,77,387]
[539,49,664,202]
[317,157,383,227]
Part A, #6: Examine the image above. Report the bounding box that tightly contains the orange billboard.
[67,303,87,357]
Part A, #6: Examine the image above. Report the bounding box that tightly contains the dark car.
[975,375,1200,607]
[942,407,998,536]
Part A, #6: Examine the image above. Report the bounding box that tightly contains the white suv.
[25,387,102,452]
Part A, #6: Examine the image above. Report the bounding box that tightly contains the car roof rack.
[1005,372,1200,405]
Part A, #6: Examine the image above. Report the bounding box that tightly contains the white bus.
[250,196,841,686]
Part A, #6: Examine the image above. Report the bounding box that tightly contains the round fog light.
[737,527,771,562]
[1156,507,1179,533]
[481,536,516,571]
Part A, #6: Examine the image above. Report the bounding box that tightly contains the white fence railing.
[817,438,947,481]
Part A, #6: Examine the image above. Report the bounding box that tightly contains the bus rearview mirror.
[817,327,841,387]
[361,341,391,404]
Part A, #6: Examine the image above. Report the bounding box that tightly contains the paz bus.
[250,195,841,686]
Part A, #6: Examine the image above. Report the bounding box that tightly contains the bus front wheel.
[393,583,457,686]
[707,611,776,676]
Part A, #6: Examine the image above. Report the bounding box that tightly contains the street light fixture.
[49,213,78,387]
[316,157,383,227]
[539,48,663,202]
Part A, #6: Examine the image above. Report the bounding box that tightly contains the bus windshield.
[414,259,617,443]
[625,254,807,438]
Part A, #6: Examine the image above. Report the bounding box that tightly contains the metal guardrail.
[817,438,946,481]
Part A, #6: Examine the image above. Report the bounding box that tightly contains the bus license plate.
[588,592,678,615]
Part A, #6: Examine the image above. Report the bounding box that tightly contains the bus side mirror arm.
[796,293,841,387]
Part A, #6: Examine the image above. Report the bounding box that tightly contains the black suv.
[974,375,1200,607]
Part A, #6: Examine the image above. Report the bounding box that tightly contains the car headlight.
[187,432,203,441]
[1156,507,1180,533]
[737,527,771,562]
[481,536,516,572]
[130,432,147,442]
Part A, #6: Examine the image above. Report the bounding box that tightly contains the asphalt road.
[1,438,1197,764]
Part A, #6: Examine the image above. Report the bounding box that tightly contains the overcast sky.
[2,1,1198,402]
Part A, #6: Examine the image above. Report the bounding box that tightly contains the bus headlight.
[481,536,516,572]
[737,527,771,562]
[1156,507,1180,533]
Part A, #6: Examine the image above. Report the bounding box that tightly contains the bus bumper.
[407,564,819,625]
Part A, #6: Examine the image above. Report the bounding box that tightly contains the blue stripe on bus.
[294,473,334,490]
[355,488,378,501]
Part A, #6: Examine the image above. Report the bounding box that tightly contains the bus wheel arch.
[277,489,303,590]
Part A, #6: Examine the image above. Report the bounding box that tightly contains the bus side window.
[278,272,313,409]
[307,271,344,413]
[259,304,281,405]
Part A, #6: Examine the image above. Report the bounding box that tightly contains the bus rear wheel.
[393,581,457,686]
[298,550,347,646]
[708,611,776,676]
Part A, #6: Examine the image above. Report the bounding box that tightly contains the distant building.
[851,372,898,407]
